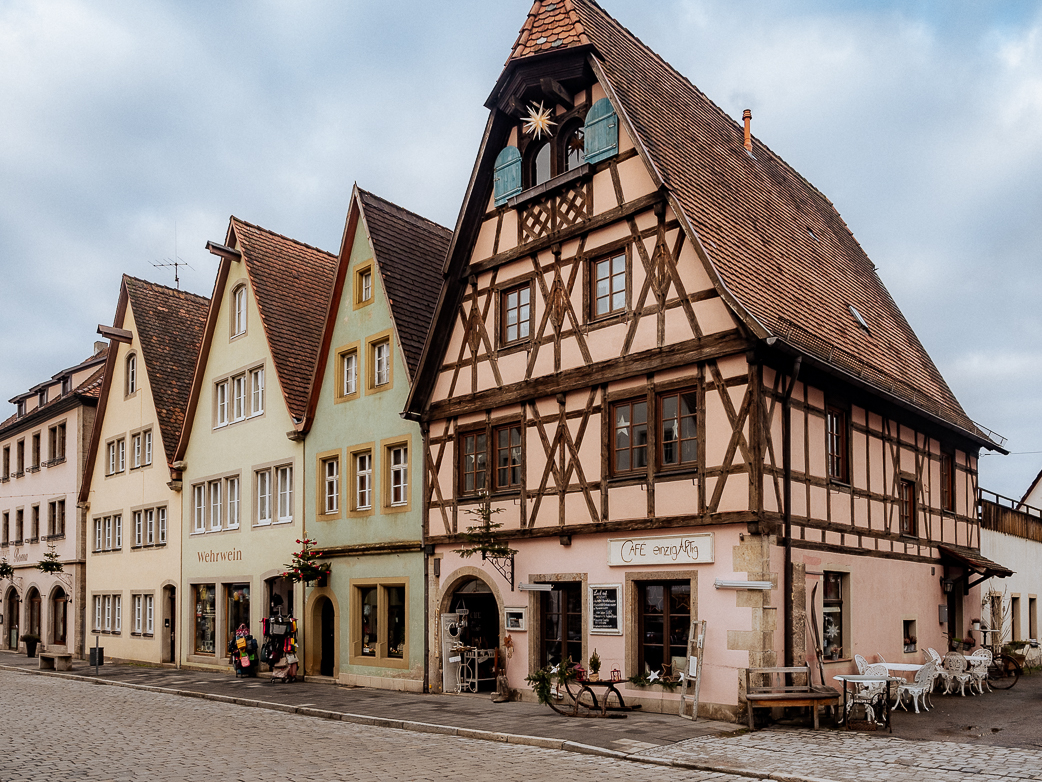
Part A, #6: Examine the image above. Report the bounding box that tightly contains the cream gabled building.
[79,276,208,664]
[175,217,336,670]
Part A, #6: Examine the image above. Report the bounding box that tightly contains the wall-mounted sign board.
[607,533,714,567]
[589,584,622,635]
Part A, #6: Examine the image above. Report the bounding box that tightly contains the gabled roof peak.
[229,216,335,261]
[509,0,591,62]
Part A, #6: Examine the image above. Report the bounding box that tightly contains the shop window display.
[387,586,405,659]
[638,582,690,676]
[194,584,216,654]
[822,572,845,659]
[227,584,250,649]
[541,583,582,668]
[360,586,378,657]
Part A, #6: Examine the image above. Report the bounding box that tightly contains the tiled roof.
[230,218,338,421]
[0,347,107,438]
[123,276,209,465]
[358,190,452,379]
[548,0,980,439]
[938,544,1013,578]
[74,365,106,400]
[509,0,591,61]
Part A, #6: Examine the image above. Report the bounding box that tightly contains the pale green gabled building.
[300,187,450,690]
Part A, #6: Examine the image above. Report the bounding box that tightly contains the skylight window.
[849,305,870,334]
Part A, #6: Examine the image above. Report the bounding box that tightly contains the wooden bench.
[745,664,840,729]
[39,652,73,672]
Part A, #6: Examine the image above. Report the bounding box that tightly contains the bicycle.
[979,627,1021,689]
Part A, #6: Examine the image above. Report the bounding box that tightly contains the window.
[94,596,102,632]
[500,283,532,345]
[31,433,40,469]
[107,441,117,475]
[1029,597,1037,641]
[276,466,293,522]
[104,595,112,632]
[132,433,142,468]
[562,120,585,172]
[233,285,247,336]
[16,440,24,474]
[44,501,61,539]
[323,457,340,514]
[612,399,648,475]
[209,481,222,531]
[822,572,845,659]
[30,505,39,541]
[1011,596,1021,641]
[250,368,265,416]
[899,479,917,536]
[193,484,205,532]
[48,423,66,463]
[460,432,487,495]
[2,446,8,478]
[126,353,137,395]
[194,584,216,654]
[527,140,551,187]
[94,517,103,551]
[362,270,372,302]
[146,509,155,545]
[494,426,522,490]
[91,514,120,552]
[114,514,122,548]
[355,452,373,511]
[215,381,229,427]
[146,594,154,635]
[353,581,407,663]
[592,253,626,318]
[659,389,697,469]
[355,264,374,306]
[226,478,239,530]
[134,511,143,546]
[2,512,9,545]
[114,595,122,633]
[158,507,167,543]
[372,340,391,387]
[638,582,690,676]
[940,451,955,512]
[540,582,582,668]
[826,407,848,482]
[256,470,272,524]
[232,374,246,421]
[103,515,113,550]
[144,430,152,466]
[338,349,358,399]
[118,439,126,473]
[389,446,408,507]
[15,509,23,543]
[133,595,143,634]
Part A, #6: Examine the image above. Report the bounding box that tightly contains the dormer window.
[126,353,137,396]
[16,400,25,417]
[232,285,247,337]
[61,377,71,396]
[37,390,47,407]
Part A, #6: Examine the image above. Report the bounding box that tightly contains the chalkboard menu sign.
[589,584,622,635]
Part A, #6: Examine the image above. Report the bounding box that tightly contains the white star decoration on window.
[523,101,557,139]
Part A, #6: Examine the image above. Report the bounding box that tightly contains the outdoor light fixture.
[941,578,954,594]
[714,579,772,590]
[518,583,553,592]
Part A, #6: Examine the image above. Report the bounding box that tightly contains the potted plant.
[971,618,981,632]
[588,649,601,682]
[20,633,40,658]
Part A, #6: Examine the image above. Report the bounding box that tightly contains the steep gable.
[509,0,591,61]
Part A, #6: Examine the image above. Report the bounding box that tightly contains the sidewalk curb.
[0,663,814,781]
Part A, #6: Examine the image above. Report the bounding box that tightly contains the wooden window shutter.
[583,98,618,164]
[493,146,522,206]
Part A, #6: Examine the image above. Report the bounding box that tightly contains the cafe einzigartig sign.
[607,533,714,566]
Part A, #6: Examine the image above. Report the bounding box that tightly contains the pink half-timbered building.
[406,0,1008,719]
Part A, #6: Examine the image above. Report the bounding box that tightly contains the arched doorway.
[320,598,335,677]
[441,577,501,692]
[26,588,41,639]
[50,587,67,647]
[162,585,176,663]
[5,589,20,650]
[448,579,500,650]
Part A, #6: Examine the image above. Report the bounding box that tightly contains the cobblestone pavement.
[0,670,753,782]
[641,730,1042,782]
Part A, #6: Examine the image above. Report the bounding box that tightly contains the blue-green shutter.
[584,98,618,164]
[493,146,522,206]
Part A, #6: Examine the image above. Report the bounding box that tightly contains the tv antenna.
[151,222,193,289]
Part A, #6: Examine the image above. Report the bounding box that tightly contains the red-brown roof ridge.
[510,0,591,62]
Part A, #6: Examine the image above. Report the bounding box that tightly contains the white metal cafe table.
[833,674,903,732]
[880,662,927,707]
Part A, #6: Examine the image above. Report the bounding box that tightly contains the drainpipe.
[782,355,802,668]
[421,420,431,694]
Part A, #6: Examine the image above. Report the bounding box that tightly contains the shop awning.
[939,544,1014,589]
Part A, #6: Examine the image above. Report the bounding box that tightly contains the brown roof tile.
[230,218,338,421]
[509,0,591,62]
[562,0,981,439]
[357,190,451,379]
[123,276,209,465]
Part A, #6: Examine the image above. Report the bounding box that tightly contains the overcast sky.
[1,0,1039,498]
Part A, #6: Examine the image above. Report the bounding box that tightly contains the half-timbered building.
[406,0,1008,718]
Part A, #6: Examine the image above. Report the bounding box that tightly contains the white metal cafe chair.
[966,648,993,694]
[897,661,936,713]
[940,652,973,696]
[854,654,869,674]
[846,663,889,723]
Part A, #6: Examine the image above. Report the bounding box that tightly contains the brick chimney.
[743,109,753,153]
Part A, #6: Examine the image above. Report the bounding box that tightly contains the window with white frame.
[209,481,222,531]
[146,594,154,635]
[126,353,137,395]
[94,518,103,551]
[104,595,112,632]
[226,477,240,529]
[134,511,143,546]
[342,351,357,397]
[276,466,293,522]
[114,514,122,548]
[118,439,126,473]
[107,441,117,475]
[250,368,265,416]
[114,595,121,633]
[146,508,155,545]
[232,374,246,421]
[256,470,271,524]
[373,341,390,386]
[132,433,142,468]
[158,507,167,543]
[216,381,229,427]
[143,430,152,466]
[362,270,372,301]
[133,595,142,634]
[356,452,372,511]
[104,516,113,550]
[324,457,339,514]
[193,484,205,532]
[94,596,102,631]
[233,285,246,337]
[389,446,408,507]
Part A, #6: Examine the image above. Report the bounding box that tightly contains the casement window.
[146,509,155,545]
[323,457,340,514]
[354,582,407,662]
[104,595,112,632]
[2,512,9,545]
[46,500,65,538]
[460,432,488,495]
[592,252,627,319]
[2,445,9,478]
[899,479,917,536]
[15,509,23,543]
[132,433,142,468]
[659,389,697,469]
[342,351,358,397]
[143,430,152,466]
[355,452,373,511]
[826,407,849,483]
[233,285,247,337]
[250,368,265,416]
[133,595,143,634]
[638,581,691,677]
[31,433,40,469]
[389,446,408,507]
[372,341,391,387]
[118,439,126,473]
[494,425,522,490]
[30,505,39,541]
[822,572,846,659]
[540,582,583,668]
[114,514,122,548]
[361,270,372,302]
[355,265,374,306]
[126,353,137,395]
[94,596,102,631]
[158,507,168,543]
[16,440,24,473]
[48,423,66,462]
[209,480,222,531]
[276,466,293,522]
[114,595,122,633]
[232,374,246,421]
[226,478,239,530]
[500,283,532,345]
[134,511,143,546]
[104,516,113,550]
[215,381,229,427]
[146,594,154,635]
[94,518,103,551]
[193,484,205,532]
[940,451,955,512]
[256,470,272,524]
[107,442,116,475]
[612,399,648,475]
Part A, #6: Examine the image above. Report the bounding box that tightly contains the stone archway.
[47,585,68,649]
[4,587,20,650]
[436,567,505,693]
[304,588,339,679]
